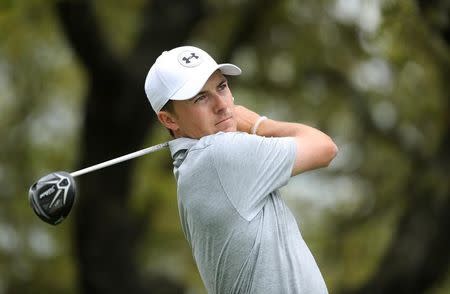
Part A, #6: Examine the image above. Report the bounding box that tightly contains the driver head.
[28,171,76,225]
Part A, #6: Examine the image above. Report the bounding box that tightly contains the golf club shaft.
[70,141,170,178]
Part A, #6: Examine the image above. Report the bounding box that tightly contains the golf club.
[28,141,170,225]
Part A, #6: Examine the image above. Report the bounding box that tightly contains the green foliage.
[0,0,448,293]
[0,1,83,293]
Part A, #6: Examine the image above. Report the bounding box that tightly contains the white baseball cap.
[144,46,242,113]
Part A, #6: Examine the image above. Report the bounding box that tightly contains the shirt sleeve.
[211,132,297,221]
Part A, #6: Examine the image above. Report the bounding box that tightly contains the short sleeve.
[211,132,296,221]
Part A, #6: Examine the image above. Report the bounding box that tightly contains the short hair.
[161,100,175,114]
[160,100,175,137]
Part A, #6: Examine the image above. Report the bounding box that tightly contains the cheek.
[179,108,211,130]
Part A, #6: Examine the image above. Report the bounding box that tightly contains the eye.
[218,82,228,91]
[194,95,207,103]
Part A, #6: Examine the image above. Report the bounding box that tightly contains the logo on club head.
[39,185,56,199]
[38,173,71,208]
[178,51,202,67]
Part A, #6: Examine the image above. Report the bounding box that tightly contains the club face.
[28,171,76,225]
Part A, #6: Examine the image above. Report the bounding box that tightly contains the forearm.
[234,105,327,138]
[255,119,322,139]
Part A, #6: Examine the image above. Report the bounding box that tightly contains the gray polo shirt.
[169,132,328,294]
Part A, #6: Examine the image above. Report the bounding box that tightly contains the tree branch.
[55,0,124,82]
[129,0,206,76]
[221,0,281,61]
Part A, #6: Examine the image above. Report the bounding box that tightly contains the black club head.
[28,171,76,225]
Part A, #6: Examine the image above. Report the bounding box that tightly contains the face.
[158,71,237,139]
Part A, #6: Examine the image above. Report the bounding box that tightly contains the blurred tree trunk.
[343,1,450,293]
[55,0,204,293]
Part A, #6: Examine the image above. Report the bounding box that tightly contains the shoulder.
[199,132,296,160]
[200,132,260,153]
[201,131,260,147]
[199,132,268,167]
[203,132,296,150]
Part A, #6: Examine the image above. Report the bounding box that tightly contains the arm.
[234,105,338,176]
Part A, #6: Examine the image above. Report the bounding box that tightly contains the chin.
[216,119,237,133]
[219,126,237,133]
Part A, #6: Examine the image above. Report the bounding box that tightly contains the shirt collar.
[169,137,199,158]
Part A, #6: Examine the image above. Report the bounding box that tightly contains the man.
[144,46,338,293]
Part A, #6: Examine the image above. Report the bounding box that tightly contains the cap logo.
[178,51,202,67]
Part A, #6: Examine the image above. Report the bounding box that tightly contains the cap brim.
[218,63,242,76]
[170,63,241,101]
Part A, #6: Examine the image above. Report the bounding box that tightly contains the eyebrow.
[192,78,228,99]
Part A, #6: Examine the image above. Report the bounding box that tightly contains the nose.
[212,93,228,114]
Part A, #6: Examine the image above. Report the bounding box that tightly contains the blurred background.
[0,0,449,293]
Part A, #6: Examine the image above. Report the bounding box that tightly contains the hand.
[233,105,261,133]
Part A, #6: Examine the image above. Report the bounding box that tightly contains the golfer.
[144,46,338,293]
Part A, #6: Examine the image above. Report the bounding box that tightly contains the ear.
[157,111,180,132]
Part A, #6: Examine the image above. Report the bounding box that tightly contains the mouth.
[215,116,232,126]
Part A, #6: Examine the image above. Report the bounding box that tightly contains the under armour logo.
[182,53,199,64]
[178,50,202,67]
